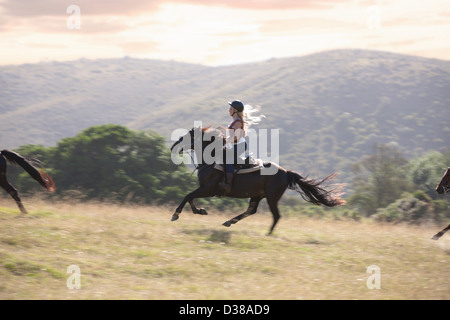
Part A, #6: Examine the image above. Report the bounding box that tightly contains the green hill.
[1,49,449,177]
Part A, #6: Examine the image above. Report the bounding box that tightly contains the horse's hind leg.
[223,196,263,228]
[266,197,281,236]
[0,176,28,214]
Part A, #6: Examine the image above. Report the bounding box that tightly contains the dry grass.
[0,197,449,300]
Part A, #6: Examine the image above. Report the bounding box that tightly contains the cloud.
[0,0,159,16]
[172,0,340,10]
[27,42,67,49]
[119,41,161,55]
[0,0,347,18]
[259,17,361,35]
[0,0,448,65]
[385,38,433,47]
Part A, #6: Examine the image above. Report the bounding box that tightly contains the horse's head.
[171,127,224,155]
[171,127,196,154]
[436,167,450,194]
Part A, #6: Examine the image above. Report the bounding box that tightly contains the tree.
[407,151,448,199]
[348,143,413,215]
[8,124,197,204]
[52,124,135,199]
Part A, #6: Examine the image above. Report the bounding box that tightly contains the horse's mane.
[201,126,220,134]
[199,126,226,143]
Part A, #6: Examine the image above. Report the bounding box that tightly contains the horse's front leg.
[171,186,213,221]
[188,200,208,216]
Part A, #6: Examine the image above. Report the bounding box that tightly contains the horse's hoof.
[222,221,231,227]
[171,213,179,221]
[199,208,208,215]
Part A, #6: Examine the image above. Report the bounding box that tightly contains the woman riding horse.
[171,125,345,235]
[221,100,248,193]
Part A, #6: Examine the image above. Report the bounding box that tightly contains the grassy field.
[0,197,449,300]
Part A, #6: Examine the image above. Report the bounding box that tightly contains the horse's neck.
[194,132,223,165]
[192,147,205,166]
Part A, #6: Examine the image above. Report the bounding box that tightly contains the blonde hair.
[242,104,265,131]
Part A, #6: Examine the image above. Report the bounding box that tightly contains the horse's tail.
[0,150,55,192]
[286,170,346,207]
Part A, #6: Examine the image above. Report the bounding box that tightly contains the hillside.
[1,49,449,177]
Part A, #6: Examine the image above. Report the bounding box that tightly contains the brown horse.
[170,127,345,235]
[0,150,55,214]
[432,167,450,240]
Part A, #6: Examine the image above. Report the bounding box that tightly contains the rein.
[187,152,211,176]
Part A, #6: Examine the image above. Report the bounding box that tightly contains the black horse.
[432,167,450,240]
[0,150,55,214]
[170,127,346,235]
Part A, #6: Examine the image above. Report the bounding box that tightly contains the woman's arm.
[232,120,245,143]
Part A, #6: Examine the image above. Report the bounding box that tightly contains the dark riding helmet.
[228,100,244,112]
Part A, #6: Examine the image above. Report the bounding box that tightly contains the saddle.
[214,156,265,174]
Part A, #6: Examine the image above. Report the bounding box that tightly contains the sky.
[0,0,449,66]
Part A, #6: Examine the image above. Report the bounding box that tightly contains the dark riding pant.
[224,141,248,173]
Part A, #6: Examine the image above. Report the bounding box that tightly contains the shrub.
[373,193,433,224]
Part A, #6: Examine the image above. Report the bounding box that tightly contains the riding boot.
[221,172,234,193]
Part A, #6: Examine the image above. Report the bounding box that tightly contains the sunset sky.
[0,0,449,66]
